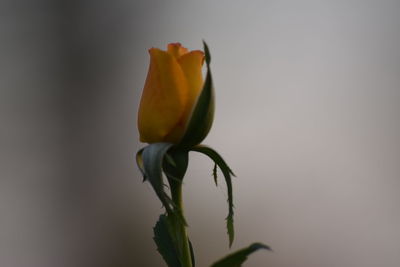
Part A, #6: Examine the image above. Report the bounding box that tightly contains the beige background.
[1,0,400,266]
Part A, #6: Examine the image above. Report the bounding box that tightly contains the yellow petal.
[177,50,205,121]
[137,48,189,143]
[164,50,205,142]
[167,43,189,59]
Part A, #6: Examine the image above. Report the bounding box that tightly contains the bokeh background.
[2,0,400,266]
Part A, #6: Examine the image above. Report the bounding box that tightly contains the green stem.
[170,181,193,267]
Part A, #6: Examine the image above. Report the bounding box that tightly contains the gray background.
[1,0,400,266]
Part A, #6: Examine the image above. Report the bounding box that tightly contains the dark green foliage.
[211,243,271,267]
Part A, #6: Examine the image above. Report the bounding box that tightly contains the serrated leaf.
[153,215,182,267]
[191,145,235,247]
[210,243,271,267]
[142,143,175,214]
[166,213,189,264]
[179,41,215,148]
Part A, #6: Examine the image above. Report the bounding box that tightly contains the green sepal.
[179,41,215,148]
[189,239,196,267]
[153,214,182,267]
[212,163,218,186]
[135,148,145,181]
[191,145,235,247]
[141,143,175,214]
[210,243,271,267]
[163,149,189,184]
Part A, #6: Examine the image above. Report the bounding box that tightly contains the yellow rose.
[138,43,205,144]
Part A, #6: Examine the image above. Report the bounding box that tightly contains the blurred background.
[1,0,400,266]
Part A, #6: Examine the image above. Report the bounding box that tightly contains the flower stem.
[170,181,193,267]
